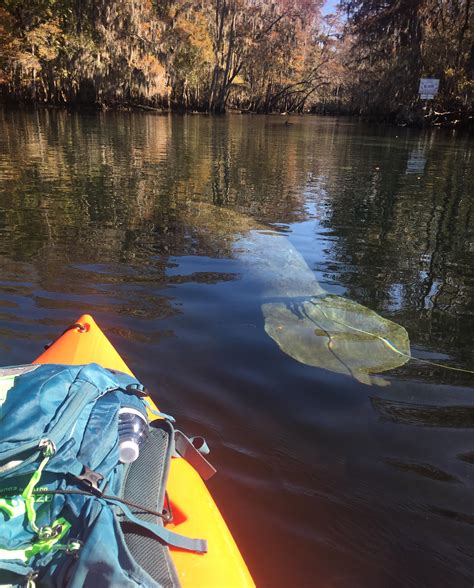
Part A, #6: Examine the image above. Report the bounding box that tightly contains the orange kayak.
[34,314,255,588]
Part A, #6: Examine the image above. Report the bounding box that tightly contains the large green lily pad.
[263,294,410,384]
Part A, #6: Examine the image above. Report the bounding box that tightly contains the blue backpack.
[0,363,211,587]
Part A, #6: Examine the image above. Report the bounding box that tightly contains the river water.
[0,111,473,587]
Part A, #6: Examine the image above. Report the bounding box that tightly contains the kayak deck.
[34,314,254,588]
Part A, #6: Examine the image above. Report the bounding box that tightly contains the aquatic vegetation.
[262,294,410,385]
[184,203,411,384]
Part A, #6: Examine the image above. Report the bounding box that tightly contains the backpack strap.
[106,499,207,553]
[142,399,176,423]
[174,430,217,481]
[142,401,217,481]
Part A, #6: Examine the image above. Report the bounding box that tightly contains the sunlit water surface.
[0,111,473,587]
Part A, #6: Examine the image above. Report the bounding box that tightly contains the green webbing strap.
[0,517,76,563]
[106,498,208,553]
[24,518,74,559]
[21,454,51,534]
[0,441,79,567]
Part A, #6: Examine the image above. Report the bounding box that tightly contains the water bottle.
[118,407,149,463]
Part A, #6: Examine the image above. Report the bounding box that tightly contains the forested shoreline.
[0,1,472,127]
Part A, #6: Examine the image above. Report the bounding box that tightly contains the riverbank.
[1,99,471,130]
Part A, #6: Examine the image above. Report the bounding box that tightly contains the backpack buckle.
[125,383,148,398]
[39,439,56,457]
[37,522,64,541]
[65,539,82,555]
[75,466,104,497]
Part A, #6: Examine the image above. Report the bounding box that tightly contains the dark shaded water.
[0,110,473,587]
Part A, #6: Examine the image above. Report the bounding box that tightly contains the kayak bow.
[34,314,255,588]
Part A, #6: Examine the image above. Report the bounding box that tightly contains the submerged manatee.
[183,203,410,384]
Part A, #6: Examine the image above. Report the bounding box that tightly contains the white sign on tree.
[418,78,440,100]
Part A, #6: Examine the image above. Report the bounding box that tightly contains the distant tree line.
[0,0,472,125]
[334,0,473,126]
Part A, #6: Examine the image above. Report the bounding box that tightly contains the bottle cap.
[119,440,140,463]
[118,407,148,423]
